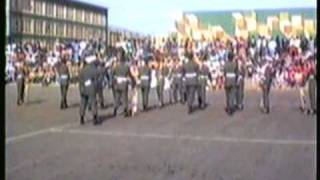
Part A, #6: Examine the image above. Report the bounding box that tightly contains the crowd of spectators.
[5,34,316,90]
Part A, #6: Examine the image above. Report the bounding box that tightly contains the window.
[45,22,54,36]
[101,15,106,26]
[56,5,65,19]
[67,7,74,20]
[34,0,43,15]
[83,27,89,40]
[21,0,32,12]
[88,28,93,39]
[11,0,18,10]
[11,17,22,33]
[76,9,83,22]
[34,19,43,35]
[76,25,83,39]
[84,11,91,23]
[66,24,74,37]
[23,18,32,34]
[45,2,54,17]
[56,23,65,37]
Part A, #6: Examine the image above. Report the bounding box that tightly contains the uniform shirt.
[223,60,238,87]
[139,65,151,87]
[183,60,199,86]
[171,64,183,84]
[79,64,98,96]
[112,62,131,90]
[198,64,212,86]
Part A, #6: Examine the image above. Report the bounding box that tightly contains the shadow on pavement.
[25,99,44,105]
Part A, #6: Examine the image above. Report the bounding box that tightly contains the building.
[176,8,316,40]
[8,0,108,49]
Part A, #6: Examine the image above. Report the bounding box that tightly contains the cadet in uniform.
[96,60,106,108]
[259,60,275,114]
[236,58,246,110]
[307,58,316,115]
[57,58,70,109]
[112,48,132,117]
[171,56,184,103]
[198,54,212,109]
[183,51,199,114]
[15,62,26,106]
[223,51,238,115]
[78,54,99,125]
[155,54,167,108]
[139,58,152,111]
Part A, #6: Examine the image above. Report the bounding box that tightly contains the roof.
[45,0,108,12]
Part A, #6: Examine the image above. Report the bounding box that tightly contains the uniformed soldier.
[259,60,275,114]
[96,60,106,108]
[56,57,70,109]
[155,54,167,108]
[139,58,152,111]
[236,58,246,110]
[183,51,199,114]
[171,56,184,103]
[307,59,316,115]
[112,48,132,117]
[78,54,99,125]
[198,54,212,109]
[15,62,26,106]
[223,51,238,115]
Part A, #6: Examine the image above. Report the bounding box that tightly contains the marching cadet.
[96,60,106,108]
[78,53,99,125]
[183,51,199,114]
[15,62,26,106]
[171,56,184,103]
[198,53,212,109]
[223,51,238,115]
[139,58,152,111]
[307,58,316,115]
[236,57,246,110]
[56,57,70,109]
[112,48,132,117]
[155,53,166,108]
[259,60,275,114]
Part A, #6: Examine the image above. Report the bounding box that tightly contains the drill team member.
[15,62,26,106]
[223,51,238,115]
[198,54,212,109]
[171,56,183,103]
[78,54,99,125]
[259,60,275,114]
[307,58,316,115]
[96,60,106,108]
[183,51,199,114]
[155,54,166,108]
[57,57,70,109]
[236,58,246,110]
[139,58,152,111]
[112,48,131,117]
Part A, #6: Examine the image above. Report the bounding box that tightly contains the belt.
[116,77,128,83]
[140,75,149,80]
[185,73,197,78]
[84,79,92,87]
[17,74,23,79]
[175,74,182,78]
[60,75,68,79]
[226,73,236,78]
[199,75,207,79]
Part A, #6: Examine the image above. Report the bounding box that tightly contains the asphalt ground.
[5,83,316,180]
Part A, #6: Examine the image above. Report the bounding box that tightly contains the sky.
[78,0,317,36]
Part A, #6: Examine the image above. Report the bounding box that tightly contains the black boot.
[124,109,129,117]
[93,115,99,125]
[100,102,104,108]
[113,108,117,117]
[80,116,84,125]
[188,106,193,114]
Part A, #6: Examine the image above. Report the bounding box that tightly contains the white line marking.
[54,129,316,146]
[6,123,78,144]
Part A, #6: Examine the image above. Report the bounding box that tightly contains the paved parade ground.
[5,84,316,180]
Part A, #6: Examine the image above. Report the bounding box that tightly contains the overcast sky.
[78,0,317,36]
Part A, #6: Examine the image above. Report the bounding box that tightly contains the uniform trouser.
[157,80,164,105]
[236,80,245,107]
[186,85,197,108]
[181,83,187,103]
[17,81,25,104]
[97,87,104,105]
[172,83,183,102]
[225,86,236,110]
[114,87,128,111]
[141,86,150,108]
[308,78,316,110]
[80,94,97,117]
[60,84,69,107]
[198,84,206,107]
[261,83,271,110]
